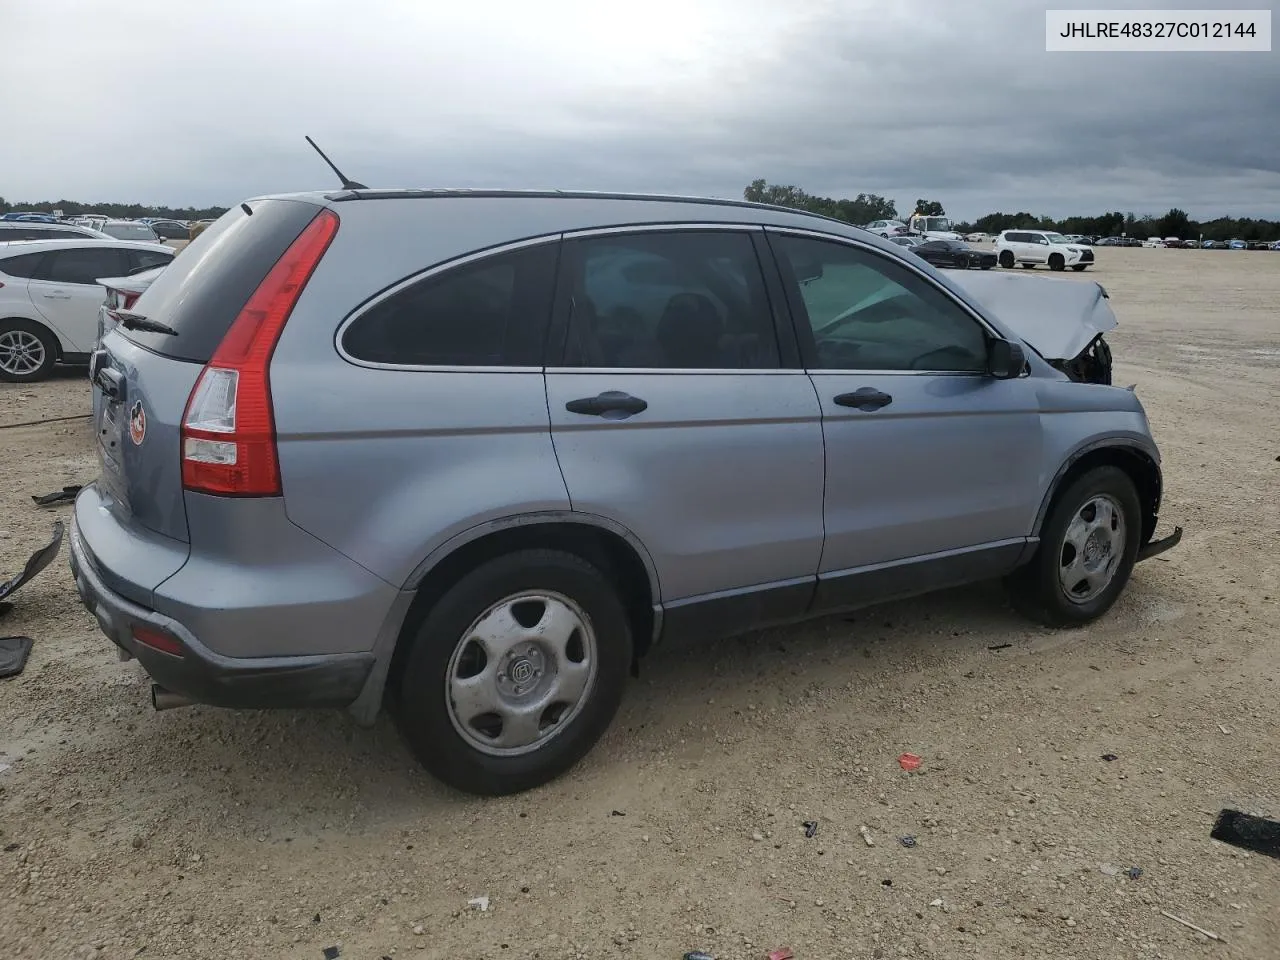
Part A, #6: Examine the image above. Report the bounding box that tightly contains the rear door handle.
[565,391,648,419]
[834,387,893,411]
[95,366,124,401]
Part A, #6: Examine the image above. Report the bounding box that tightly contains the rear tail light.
[180,208,339,496]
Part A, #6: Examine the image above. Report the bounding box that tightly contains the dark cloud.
[2,0,1276,219]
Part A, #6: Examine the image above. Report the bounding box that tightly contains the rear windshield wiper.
[115,312,178,336]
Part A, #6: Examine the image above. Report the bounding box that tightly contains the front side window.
[562,230,779,369]
[772,233,988,373]
[342,242,558,367]
[38,247,126,285]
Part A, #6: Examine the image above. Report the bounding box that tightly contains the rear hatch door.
[92,198,326,544]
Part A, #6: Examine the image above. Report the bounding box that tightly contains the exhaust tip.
[151,684,195,712]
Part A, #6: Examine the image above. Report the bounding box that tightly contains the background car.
[0,221,111,242]
[0,238,174,381]
[1228,239,1248,250]
[911,239,997,270]
[864,219,906,238]
[888,235,925,248]
[147,219,189,240]
[995,230,1094,271]
[99,220,161,242]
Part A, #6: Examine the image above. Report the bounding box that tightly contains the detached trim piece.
[1136,526,1183,563]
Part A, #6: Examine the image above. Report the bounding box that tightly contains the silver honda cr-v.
[69,189,1181,795]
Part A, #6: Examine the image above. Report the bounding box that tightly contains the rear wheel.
[1006,466,1141,627]
[998,250,1015,268]
[395,549,633,795]
[1048,253,1066,271]
[0,318,58,383]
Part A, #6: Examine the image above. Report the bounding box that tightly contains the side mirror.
[988,338,1026,379]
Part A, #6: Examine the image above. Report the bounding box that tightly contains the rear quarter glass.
[122,199,325,363]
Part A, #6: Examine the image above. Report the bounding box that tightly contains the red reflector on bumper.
[131,624,184,657]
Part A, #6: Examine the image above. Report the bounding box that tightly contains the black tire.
[1006,466,1142,627]
[0,318,58,383]
[998,250,1015,268]
[395,549,633,795]
[1049,253,1066,271]
[1020,263,1036,269]
[1071,264,1089,272]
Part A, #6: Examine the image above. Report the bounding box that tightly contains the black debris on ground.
[0,636,34,680]
[31,485,82,507]
[1210,809,1280,860]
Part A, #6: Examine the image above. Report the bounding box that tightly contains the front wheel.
[395,549,633,795]
[998,250,1015,268]
[1071,264,1089,272]
[1006,466,1142,627]
[0,318,58,383]
[1049,253,1066,271]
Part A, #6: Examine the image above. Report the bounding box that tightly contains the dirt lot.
[2,247,1278,960]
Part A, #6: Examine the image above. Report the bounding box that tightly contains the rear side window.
[0,252,46,278]
[341,242,559,367]
[0,227,42,240]
[125,199,324,363]
[39,247,127,284]
[124,249,174,275]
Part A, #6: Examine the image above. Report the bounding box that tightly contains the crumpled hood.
[946,271,1117,360]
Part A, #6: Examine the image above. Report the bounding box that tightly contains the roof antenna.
[304,135,368,191]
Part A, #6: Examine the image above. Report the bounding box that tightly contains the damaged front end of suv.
[949,271,1118,385]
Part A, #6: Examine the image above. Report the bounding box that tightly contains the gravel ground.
[1,247,1278,960]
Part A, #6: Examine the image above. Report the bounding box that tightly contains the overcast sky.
[2,0,1277,220]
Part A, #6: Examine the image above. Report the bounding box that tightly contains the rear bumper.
[68,514,374,709]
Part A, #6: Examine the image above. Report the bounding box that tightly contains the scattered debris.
[0,636,34,679]
[1160,910,1225,942]
[803,821,818,839]
[412,925,425,935]
[0,522,64,606]
[31,485,82,507]
[684,952,715,960]
[929,898,944,908]
[1127,866,1143,880]
[1099,863,1120,876]
[611,810,626,817]
[467,896,490,912]
[312,913,321,923]
[322,948,340,960]
[1210,808,1280,860]
[1101,754,1118,762]
[0,601,12,621]
[859,825,875,847]
[3,842,19,852]
[898,753,922,772]
[1218,724,1233,735]
[987,643,1012,651]
[899,836,917,848]
[880,879,892,887]
[767,949,793,960]
[751,830,765,842]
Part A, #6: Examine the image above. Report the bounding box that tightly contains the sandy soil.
[2,247,1278,960]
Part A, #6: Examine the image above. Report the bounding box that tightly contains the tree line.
[742,180,1280,242]
[0,197,230,222]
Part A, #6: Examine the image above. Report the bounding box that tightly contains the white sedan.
[0,238,174,382]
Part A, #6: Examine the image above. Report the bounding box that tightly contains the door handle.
[42,292,72,300]
[565,391,648,419]
[94,366,124,401]
[834,387,893,411]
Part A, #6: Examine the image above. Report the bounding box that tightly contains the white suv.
[0,238,174,382]
[995,230,1095,271]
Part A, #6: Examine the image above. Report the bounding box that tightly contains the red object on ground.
[898,753,923,771]
[768,950,794,960]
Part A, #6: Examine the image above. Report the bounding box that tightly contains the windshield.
[921,217,953,233]
[103,222,157,240]
[1045,232,1071,244]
